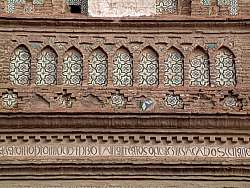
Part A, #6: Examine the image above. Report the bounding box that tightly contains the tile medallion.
[111,94,126,108]
[224,96,237,108]
[165,94,183,109]
[2,92,17,109]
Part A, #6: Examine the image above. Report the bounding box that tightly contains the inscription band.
[0,145,249,158]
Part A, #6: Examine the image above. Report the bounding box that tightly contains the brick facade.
[1,0,250,187]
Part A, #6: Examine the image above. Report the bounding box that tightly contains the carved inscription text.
[0,145,249,159]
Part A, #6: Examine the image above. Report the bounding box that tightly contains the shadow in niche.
[70,5,81,13]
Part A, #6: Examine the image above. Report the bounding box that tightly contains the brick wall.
[0,18,249,114]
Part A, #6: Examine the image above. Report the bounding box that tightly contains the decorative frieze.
[0,138,249,161]
[1,180,250,188]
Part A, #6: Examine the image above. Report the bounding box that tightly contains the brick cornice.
[0,113,249,129]
[0,16,250,31]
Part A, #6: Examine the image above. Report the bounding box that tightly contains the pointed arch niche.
[215,47,236,86]
[10,45,31,85]
[139,47,159,86]
[36,46,57,86]
[189,47,210,86]
[164,47,184,86]
[113,47,133,87]
[88,48,108,86]
[63,47,83,85]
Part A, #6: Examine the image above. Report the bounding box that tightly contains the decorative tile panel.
[165,94,183,109]
[139,48,159,86]
[224,96,237,108]
[113,48,133,87]
[189,51,210,86]
[217,0,230,6]
[7,0,25,13]
[66,0,82,5]
[10,46,31,85]
[201,0,210,6]
[36,48,57,86]
[7,0,15,13]
[81,0,88,14]
[33,0,44,5]
[164,49,183,86]
[110,94,126,108]
[89,49,108,86]
[63,49,83,85]
[230,0,238,16]
[215,48,236,86]
[156,0,177,14]
[2,92,17,109]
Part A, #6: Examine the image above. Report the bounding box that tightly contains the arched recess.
[10,45,31,85]
[63,47,83,85]
[113,47,133,87]
[189,47,210,86]
[88,48,108,86]
[139,47,159,86]
[36,46,57,86]
[164,47,184,86]
[215,46,236,86]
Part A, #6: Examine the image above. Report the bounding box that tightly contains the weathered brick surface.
[0,17,249,114]
[0,1,250,184]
